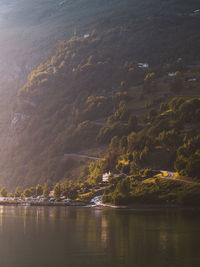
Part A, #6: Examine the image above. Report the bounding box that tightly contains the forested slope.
[1,0,200,189]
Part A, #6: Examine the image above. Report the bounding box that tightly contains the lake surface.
[0,206,200,267]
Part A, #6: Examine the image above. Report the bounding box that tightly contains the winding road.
[160,170,175,179]
[64,153,103,160]
[160,170,198,184]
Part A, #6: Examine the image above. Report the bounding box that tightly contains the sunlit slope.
[0,0,200,189]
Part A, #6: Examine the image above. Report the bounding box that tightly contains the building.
[102,170,121,183]
[84,34,90,38]
[102,171,111,183]
[138,63,149,69]
[168,72,176,77]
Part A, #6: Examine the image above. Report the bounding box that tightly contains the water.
[0,206,199,267]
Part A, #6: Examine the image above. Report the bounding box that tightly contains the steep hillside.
[1,0,200,189]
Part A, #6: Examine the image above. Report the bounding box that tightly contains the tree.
[119,136,128,153]
[62,181,72,198]
[109,136,120,152]
[68,187,78,200]
[127,132,136,152]
[14,187,21,197]
[128,115,138,131]
[43,183,50,197]
[143,72,156,93]
[185,153,200,179]
[0,186,8,197]
[147,108,157,122]
[23,188,32,197]
[53,183,61,199]
[179,98,200,123]
[36,184,43,196]
[170,73,183,93]
[157,129,181,148]
[169,97,184,112]
[30,187,36,196]
[61,181,78,199]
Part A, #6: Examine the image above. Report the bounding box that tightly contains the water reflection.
[0,206,199,267]
[101,215,108,245]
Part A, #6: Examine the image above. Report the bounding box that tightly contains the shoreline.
[0,201,86,207]
[0,201,200,211]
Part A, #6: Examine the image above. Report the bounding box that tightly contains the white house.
[193,9,200,14]
[102,171,111,183]
[168,72,176,77]
[187,78,197,82]
[84,34,90,38]
[177,58,183,62]
[138,63,149,68]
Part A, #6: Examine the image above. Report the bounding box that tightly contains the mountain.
[0,0,200,189]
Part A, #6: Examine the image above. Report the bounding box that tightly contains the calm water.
[0,206,200,267]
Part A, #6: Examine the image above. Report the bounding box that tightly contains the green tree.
[110,136,120,152]
[128,115,138,131]
[147,108,157,122]
[157,129,181,148]
[169,97,184,112]
[170,73,183,93]
[184,152,200,179]
[53,183,61,199]
[143,72,156,93]
[23,188,32,197]
[30,187,36,196]
[14,187,21,197]
[0,186,8,197]
[62,181,72,198]
[43,183,50,197]
[36,184,43,196]
[68,187,78,200]
[119,136,128,153]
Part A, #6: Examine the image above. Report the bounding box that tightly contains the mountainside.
[1,0,200,189]
[0,0,139,149]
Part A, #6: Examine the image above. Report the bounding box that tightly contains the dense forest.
[0,0,200,192]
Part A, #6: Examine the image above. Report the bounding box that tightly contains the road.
[160,170,198,184]
[160,170,175,179]
[64,153,103,160]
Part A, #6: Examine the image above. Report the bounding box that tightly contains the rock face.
[7,111,29,146]
[10,112,29,136]
[8,97,38,143]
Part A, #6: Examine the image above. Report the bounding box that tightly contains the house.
[84,34,90,38]
[187,77,197,82]
[190,9,200,16]
[138,63,149,69]
[102,170,121,183]
[102,171,111,183]
[168,72,176,77]
[193,9,200,14]
[177,58,183,63]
